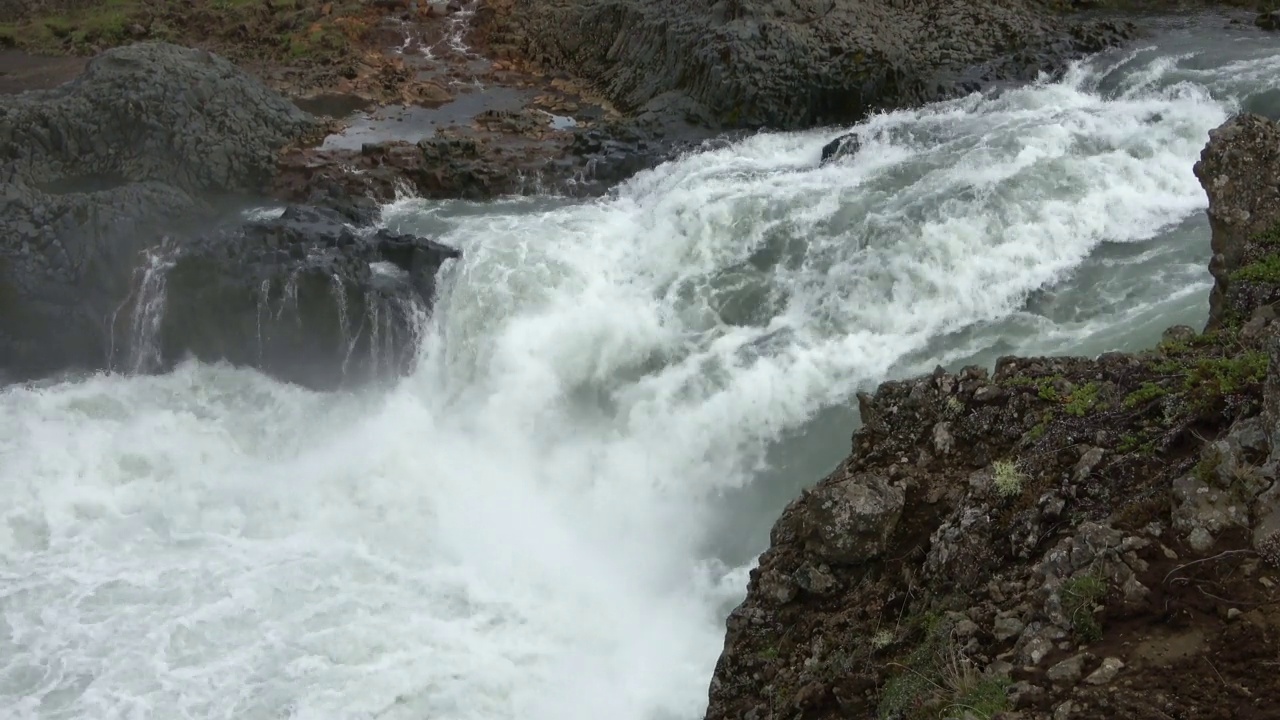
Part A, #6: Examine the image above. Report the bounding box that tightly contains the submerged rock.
[820,133,860,165]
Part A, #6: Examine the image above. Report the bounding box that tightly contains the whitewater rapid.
[4,21,1280,720]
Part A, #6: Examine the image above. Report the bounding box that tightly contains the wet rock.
[1257,11,1280,31]
[0,42,316,381]
[820,132,860,164]
[154,205,460,389]
[792,473,904,564]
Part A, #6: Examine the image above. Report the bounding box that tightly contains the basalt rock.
[0,41,317,380]
[1193,113,1280,331]
[140,205,460,390]
[475,0,1137,131]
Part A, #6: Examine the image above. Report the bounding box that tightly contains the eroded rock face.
[1192,113,1280,330]
[476,0,1134,131]
[134,206,461,390]
[0,42,318,380]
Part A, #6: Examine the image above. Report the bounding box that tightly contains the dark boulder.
[0,41,318,380]
[125,206,460,390]
[820,132,860,165]
[475,0,1137,132]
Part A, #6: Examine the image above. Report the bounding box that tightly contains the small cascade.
[112,240,178,374]
[255,278,272,365]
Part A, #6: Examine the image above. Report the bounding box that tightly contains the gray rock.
[1073,447,1105,483]
[478,0,1135,132]
[1189,527,1215,553]
[1047,654,1085,684]
[1254,506,1280,568]
[795,473,905,564]
[934,422,956,455]
[1083,657,1125,685]
[793,562,839,595]
[1171,473,1249,541]
[994,615,1026,642]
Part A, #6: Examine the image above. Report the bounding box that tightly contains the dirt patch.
[0,48,83,93]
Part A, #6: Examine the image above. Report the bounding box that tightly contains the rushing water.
[5,18,1280,720]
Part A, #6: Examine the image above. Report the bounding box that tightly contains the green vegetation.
[1064,381,1101,417]
[1002,374,1064,402]
[1061,572,1107,643]
[0,0,372,63]
[877,614,1011,720]
[0,0,142,54]
[992,460,1025,499]
[1123,381,1167,409]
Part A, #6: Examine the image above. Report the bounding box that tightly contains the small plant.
[1123,381,1167,409]
[944,395,965,419]
[1061,572,1107,643]
[877,617,1011,720]
[872,629,896,650]
[992,460,1025,498]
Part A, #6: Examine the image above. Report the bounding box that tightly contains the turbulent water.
[5,18,1280,720]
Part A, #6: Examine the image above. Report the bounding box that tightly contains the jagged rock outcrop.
[0,42,320,381]
[121,205,460,390]
[475,0,1135,131]
[702,113,1280,720]
[1193,112,1280,332]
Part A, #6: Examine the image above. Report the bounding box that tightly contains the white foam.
[0,37,1262,720]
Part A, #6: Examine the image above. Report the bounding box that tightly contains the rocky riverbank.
[700,113,1280,720]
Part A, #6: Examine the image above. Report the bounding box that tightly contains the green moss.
[1064,381,1101,417]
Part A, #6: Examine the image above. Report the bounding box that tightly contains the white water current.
[5,19,1280,720]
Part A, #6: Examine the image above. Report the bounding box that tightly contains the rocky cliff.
[701,113,1280,720]
[475,0,1134,131]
